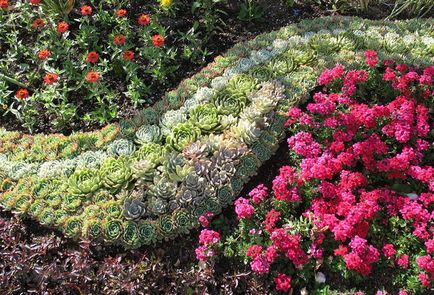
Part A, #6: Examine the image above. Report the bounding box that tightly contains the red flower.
[29,0,41,5]
[274,273,291,292]
[152,34,165,47]
[114,34,126,45]
[122,50,135,61]
[116,9,126,17]
[32,18,45,29]
[16,89,29,99]
[138,14,150,26]
[43,73,58,85]
[86,71,100,83]
[81,5,92,15]
[57,21,69,33]
[0,0,9,9]
[38,49,50,60]
[86,51,99,63]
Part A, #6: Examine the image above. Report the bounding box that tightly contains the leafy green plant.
[192,0,227,41]
[42,0,75,20]
[387,0,434,19]
[238,0,264,21]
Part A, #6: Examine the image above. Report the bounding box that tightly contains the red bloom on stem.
[29,0,41,5]
[16,89,29,99]
[116,9,126,17]
[81,5,92,15]
[275,273,291,292]
[86,51,99,63]
[114,34,126,45]
[57,21,69,33]
[138,14,151,25]
[0,0,9,9]
[32,18,45,29]
[85,71,99,83]
[152,34,165,47]
[122,50,135,61]
[43,73,58,85]
[38,49,50,60]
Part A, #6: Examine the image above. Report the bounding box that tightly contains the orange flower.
[86,51,99,63]
[114,34,126,45]
[81,5,92,15]
[138,14,150,26]
[38,49,50,60]
[116,9,126,17]
[32,18,45,29]
[123,50,135,61]
[29,0,41,5]
[16,89,29,99]
[43,73,58,85]
[0,0,9,9]
[57,21,69,33]
[152,34,165,47]
[86,71,100,83]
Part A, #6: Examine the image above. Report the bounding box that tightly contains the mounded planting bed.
[0,16,433,248]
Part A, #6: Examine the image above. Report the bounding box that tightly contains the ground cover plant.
[0,12,433,295]
[199,54,434,293]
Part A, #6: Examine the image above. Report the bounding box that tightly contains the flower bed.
[0,17,433,248]
[200,54,433,292]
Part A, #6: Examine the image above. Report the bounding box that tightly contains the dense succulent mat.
[0,17,433,248]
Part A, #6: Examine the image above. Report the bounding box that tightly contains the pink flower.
[195,245,214,261]
[250,256,269,273]
[198,229,220,245]
[248,184,268,204]
[382,244,396,258]
[246,245,263,259]
[234,197,254,219]
[275,273,291,292]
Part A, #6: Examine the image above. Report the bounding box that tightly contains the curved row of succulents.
[0,17,433,248]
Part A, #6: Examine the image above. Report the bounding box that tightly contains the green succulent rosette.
[53,209,69,226]
[103,200,123,218]
[84,218,103,239]
[103,219,123,242]
[166,122,201,152]
[138,220,157,244]
[93,190,112,204]
[217,186,234,206]
[64,216,83,238]
[135,125,162,145]
[43,192,63,208]
[63,194,83,212]
[12,193,32,215]
[27,199,45,217]
[39,208,56,225]
[122,221,140,248]
[226,74,259,96]
[173,209,192,234]
[100,157,132,193]
[189,104,222,133]
[134,143,164,164]
[157,215,176,239]
[107,139,136,156]
[68,169,101,198]
[213,89,247,116]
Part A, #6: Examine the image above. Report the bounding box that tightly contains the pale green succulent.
[160,109,187,136]
[132,160,157,184]
[213,90,247,116]
[107,139,135,157]
[166,122,201,152]
[134,143,165,165]
[135,125,162,145]
[226,74,258,97]
[76,151,108,170]
[148,177,178,200]
[68,169,101,197]
[189,104,221,133]
[100,157,132,193]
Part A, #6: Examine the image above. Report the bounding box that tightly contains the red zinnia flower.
[114,34,126,45]
[57,21,69,33]
[138,14,150,26]
[0,0,9,8]
[81,5,92,15]
[16,89,29,99]
[151,34,165,47]
[86,51,99,63]
[29,0,41,5]
[122,50,135,61]
[116,9,126,17]
[86,71,100,83]
[43,73,58,85]
[32,18,45,29]
[38,49,50,60]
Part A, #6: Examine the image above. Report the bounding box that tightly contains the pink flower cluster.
[195,229,220,261]
[234,197,255,219]
[343,236,380,275]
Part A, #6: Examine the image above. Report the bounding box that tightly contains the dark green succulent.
[138,220,157,244]
[103,219,123,242]
[157,215,176,239]
[122,221,140,248]
[64,216,83,238]
[84,218,103,239]
[213,90,247,116]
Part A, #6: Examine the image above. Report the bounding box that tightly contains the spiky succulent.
[166,122,201,152]
[100,157,132,193]
[135,125,162,145]
[122,221,140,247]
[189,104,221,133]
[84,218,103,238]
[68,168,101,197]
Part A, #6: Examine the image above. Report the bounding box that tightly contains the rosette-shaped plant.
[161,152,192,182]
[53,209,68,226]
[226,74,258,97]
[68,168,101,198]
[217,186,234,206]
[173,209,192,234]
[148,177,178,200]
[64,216,83,238]
[160,109,188,136]
[100,157,132,193]
[103,200,123,218]
[122,221,140,248]
[213,90,247,116]
[103,219,123,242]
[134,143,164,164]
[166,122,201,152]
[141,108,159,125]
[157,215,176,239]
[11,193,32,215]
[135,125,162,145]
[235,154,261,180]
[123,198,146,220]
[93,190,112,204]
[62,194,82,212]
[132,160,156,185]
[39,208,55,225]
[229,119,262,145]
[27,199,45,217]
[189,104,221,133]
[138,220,156,244]
[76,151,108,170]
[107,139,135,157]
[84,218,103,239]
[147,197,168,216]
[43,192,63,208]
